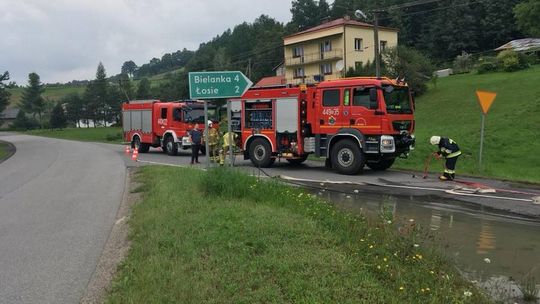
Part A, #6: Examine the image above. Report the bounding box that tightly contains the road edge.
[0,140,16,164]
[79,167,141,304]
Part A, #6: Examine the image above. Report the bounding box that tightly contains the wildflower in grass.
[426,288,430,291]
[430,270,435,274]
[383,257,387,262]
[414,244,419,248]
[369,245,374,249]
[483,257,491,264]
[360,239,365,242]
[399,286,404,291]
[387,220,392,224]
[409,219,415,222]
[377,265,381,269]
[463,291,472,297]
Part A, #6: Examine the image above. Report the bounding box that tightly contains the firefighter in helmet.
[219,130,238,166]
[206,120,220,162]
[430,136,462,181]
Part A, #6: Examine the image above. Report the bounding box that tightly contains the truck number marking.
[322,108,339,116]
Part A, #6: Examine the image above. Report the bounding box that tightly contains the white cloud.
[0,0,293,84]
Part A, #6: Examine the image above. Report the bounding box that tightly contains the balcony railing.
[285,49,343,66]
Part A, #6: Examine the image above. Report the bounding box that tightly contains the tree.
[118,73,134,102]
[20,72,45,126]
[382,46,434,95]
[0,71,10,115]
[63,93,83,127]
[121,60,137,77]
[136,78,151,99]
[289,0,324,31]
[514,0,540,37]
[10,109,39,130]
[49,102,67,129]
[93,62,109,125]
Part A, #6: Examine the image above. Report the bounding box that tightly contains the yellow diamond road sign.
[475,90,497,114]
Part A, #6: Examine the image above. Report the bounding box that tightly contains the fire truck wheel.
[331,139,365,175]
[131,135,149,153]
[165,136,178,156]
[249,138,274,168]
[366,158,395,171]
[286,155,308,165]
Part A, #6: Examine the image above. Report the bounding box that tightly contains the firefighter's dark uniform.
[435,137,461,181]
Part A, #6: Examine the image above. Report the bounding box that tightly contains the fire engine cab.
[122,100,217,155]
[235,77,415,175]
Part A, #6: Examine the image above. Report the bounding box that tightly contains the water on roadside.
[304,183,540,302]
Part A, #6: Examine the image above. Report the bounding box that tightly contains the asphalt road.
[0,134,125,304]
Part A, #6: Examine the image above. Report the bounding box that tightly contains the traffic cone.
[131,148,139,161]
[125,145,131,154]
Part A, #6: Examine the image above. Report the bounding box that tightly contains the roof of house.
[494,38,540,52]
[284,17,399,40]
[253,76,287,88]
[0,107,20,119]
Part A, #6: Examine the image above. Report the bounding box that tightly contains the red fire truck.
[122,100,217,155]
[234,77,415,175]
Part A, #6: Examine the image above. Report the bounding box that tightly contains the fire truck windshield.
[183,108,217,123]
[382,86,413,114]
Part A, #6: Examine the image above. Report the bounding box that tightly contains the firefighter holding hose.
[430,136,462,181]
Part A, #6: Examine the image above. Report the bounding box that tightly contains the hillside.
[395,65,540,183]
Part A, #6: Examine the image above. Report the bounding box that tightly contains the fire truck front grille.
[392,120,413,132]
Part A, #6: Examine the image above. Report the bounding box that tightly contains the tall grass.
[107,166,490,303]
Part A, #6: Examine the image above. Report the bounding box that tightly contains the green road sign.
[189,71,253,99]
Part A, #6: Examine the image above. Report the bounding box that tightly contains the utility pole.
[373,10,381,79]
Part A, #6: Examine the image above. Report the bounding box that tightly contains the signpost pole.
[227,100,233,167]
[479,113,485,168]
[204,100,210,170]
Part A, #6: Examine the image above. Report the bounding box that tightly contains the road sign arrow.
[188,71,253,99]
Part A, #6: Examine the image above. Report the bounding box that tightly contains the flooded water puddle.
[300,181,540,302]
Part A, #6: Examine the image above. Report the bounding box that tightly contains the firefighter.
[206,120,220,162]
[430,136,462,181]
[219,131,238,166]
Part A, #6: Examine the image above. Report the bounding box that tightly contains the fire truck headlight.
[380,135,395,153]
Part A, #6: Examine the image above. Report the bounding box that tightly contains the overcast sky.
[0,0,296,84]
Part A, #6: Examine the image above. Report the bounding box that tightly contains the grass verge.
[0,141,8,160]
[25,127,124,144]
[107,166,490,303]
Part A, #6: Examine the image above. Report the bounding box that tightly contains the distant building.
[495,38,540,53]
[283,16,398,85]
[0,107,20,129]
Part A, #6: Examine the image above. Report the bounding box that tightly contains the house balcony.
[285,49,343,66]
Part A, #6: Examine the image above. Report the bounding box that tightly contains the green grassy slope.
[8,86,85,107]
[395,65,540,183]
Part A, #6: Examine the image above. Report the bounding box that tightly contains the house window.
[293,46,304,58]
[380,40,387,51]
[322,41,332,52]
[320,63,332,75]
[293,67,305,79]
[354,38,363,51]
[322,90,340,107]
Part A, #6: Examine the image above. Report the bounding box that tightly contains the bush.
[453,52,473,74]
[497,50,528,72]
[10,110,40,130]
[476,57,499,74]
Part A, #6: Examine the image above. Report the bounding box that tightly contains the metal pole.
[373,11,381,79]
[227,100,233,167]
[204,100,210,170]
[479,113,485,168]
